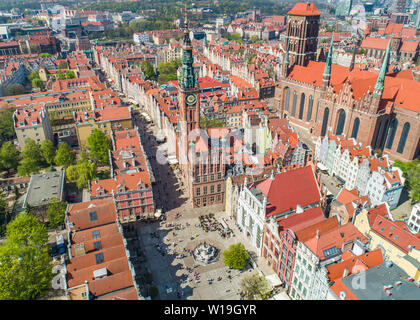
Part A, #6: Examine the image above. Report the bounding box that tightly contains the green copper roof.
[323,36,334,78]
[374,38,392,96]
[179,9,198,90]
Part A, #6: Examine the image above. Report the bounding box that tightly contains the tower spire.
[184,2,188,28]
[349,44,357,72]
[374,37,392,97]
[322,35,334,89]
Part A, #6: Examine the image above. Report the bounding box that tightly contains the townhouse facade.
[13,106,53,149]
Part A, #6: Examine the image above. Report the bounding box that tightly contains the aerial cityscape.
[0,0,419,302]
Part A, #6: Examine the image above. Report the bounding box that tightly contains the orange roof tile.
[288,2,321,16]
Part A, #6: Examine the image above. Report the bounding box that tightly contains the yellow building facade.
[354,209,420,281]
[74,108,133,148]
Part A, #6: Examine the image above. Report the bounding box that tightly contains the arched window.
[385,118,398,150]
[284,87,290,111]
[298,93,305,120]
[321,107,329,137]
[397,122,410,154]
[291,91,297,117]
[335,109,346,135]
[351,117,360,139]
[306,96,313,122]
[379,119,389,149]
[373,120,383,149]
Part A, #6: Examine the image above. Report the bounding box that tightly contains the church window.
[397,122,410,154]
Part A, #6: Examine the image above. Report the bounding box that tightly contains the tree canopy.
[87,129,110,165]
[393,159,420,203]
[135,60,156,80]
[46,197,67,229]
[0,211,53,300]
[6,84,25,96]
[54,142,75,167]
[17,138,43,176]
[66,153,97,189]
[200,116,225,129]
[58,61,68,69]
[157,59,181,84]
[223,242,249,269]
[239,273,270,300]
[0,193,10,237]
[0,141,20,173]
[65,70,76,79]
[0,108,16,146]
[40,140,56,166]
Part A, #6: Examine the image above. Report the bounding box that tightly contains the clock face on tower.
[185,93,197,105]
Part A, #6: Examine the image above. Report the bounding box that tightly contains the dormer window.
[89,211,97,222]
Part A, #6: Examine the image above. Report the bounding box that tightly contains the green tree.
[6,84,25,96]
[56,70,66,80]
[0,108,15,145]
[87,129,110,165]
[0,193,9,237]
[40,140,56,166]
[54,142,75,167]
[31,78,45,90]
[0,141,20,173]
[393,160,420,203]
[239,273,270,300]
[28,70,40,82]
[0,211,53,300]
[65,70,76,79]
[46,197,67,229]
[58,61,68,69]
[157,59,180,84]
[249,35,259,43]
[200,116,225,129]
[17,138,43,176]
[140,60,156,80]
[223,242,249,269]
[66,157,97,189]
[226,32,242,44]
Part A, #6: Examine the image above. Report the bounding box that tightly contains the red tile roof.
[288,2,321,16]
[327,249,384,282]
[360,37,389,50]
[294,217,339,242]
[336,188,359,205]
[276,207,325,234]
[305,223,368,259]
[400,41,419,52]
[74,107,131,123]
[67,198,117,231]
[90,172,151,197]
[371,214,420,254]
[257,166,321,217]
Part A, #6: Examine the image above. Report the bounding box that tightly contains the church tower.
[322,36,333,90]
[286,2,321,67]
[178,6,200,155]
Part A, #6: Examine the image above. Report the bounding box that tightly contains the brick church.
[176,12,226,208]
[275,2,420,162]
